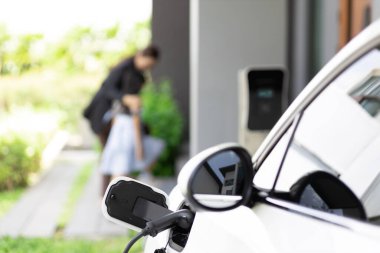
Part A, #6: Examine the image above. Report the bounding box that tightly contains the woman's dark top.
[83,57,145,134]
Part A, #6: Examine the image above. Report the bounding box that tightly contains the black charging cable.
[123,209,194,253]
[153,235,172,253]
[123,230,147,253]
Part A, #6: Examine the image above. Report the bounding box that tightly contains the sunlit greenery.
[0,237,142,253]
[0,72,102,131]
[0,20,151,75]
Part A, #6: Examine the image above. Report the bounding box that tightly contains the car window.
[254,48,380,221]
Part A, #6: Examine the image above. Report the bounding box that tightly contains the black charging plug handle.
[144,209,194,237]
[124,209,194,253]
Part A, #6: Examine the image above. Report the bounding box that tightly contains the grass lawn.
[0,188,25,219]
[0,236,143,253]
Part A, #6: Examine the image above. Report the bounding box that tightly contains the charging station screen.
[247,70,283,130]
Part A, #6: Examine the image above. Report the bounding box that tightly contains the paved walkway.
[64,161,127,239]
[0,149,177,238]
[0,150,93,237]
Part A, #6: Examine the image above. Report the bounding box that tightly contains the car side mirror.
[290,171,367,220]
[102,177,170,231]
[178,143,254,211]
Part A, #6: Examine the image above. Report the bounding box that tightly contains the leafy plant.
[0,133,43,190]
[141,81,184,176]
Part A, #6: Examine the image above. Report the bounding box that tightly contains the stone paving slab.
[64,166,128,239]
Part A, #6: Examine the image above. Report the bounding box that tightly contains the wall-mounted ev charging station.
[238,67,287,154]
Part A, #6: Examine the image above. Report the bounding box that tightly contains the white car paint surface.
[253,202,380,253]
[183,206,276,253]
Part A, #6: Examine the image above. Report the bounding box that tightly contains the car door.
[251,21,380,252]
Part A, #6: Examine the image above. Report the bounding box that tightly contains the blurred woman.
[84,45,164,195]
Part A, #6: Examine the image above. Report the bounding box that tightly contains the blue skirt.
[99,114,165,175]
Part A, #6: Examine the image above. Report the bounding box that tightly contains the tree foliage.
[0,20,151,75]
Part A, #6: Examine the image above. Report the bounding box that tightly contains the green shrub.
[141,81,184,176]
[0,133,42,190]
[0,109,58,190]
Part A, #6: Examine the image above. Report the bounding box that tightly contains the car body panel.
[145,200,380,253]
[182,206,276,253]
[254,202,380,253]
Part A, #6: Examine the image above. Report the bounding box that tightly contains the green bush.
[0,133,42,190]
[141,81,184,176]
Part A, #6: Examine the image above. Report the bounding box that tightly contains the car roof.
[252,19,380,168]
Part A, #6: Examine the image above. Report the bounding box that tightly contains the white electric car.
[103,20,380,253]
